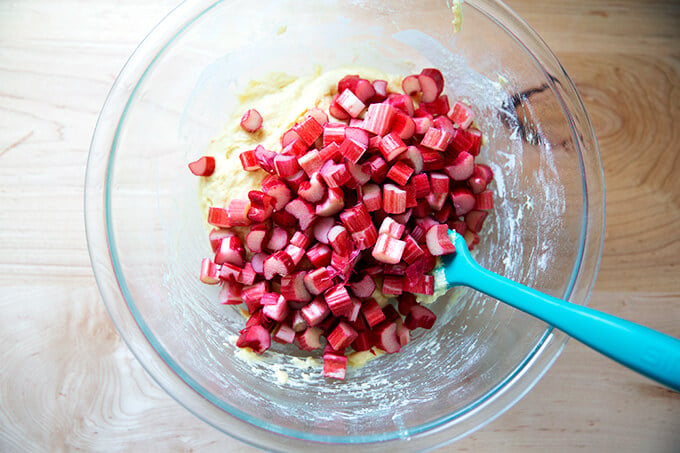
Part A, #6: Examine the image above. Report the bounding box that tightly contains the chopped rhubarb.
[449,101,475,129]
[404,304,437,329]
[372,233,405,264]
[188,156,215,176]
[349,275,377,299]
[336,88,366,118]
[362,103,397,136]
[323,352,348,380]
[236,325,270,354]
[327,321,358,351]
[200,258,220,285]
[386,160,414,186]
[379,132,408,162]
[324,284,353,316]
[240,109,263,132]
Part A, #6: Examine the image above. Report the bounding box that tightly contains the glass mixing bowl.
[85,0,605,450]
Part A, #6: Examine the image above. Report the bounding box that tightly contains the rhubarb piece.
[239,150,259,171]
[236,325,270,354]
[418,68,444,103]
[241,281,268,313]
[361,183,382,212]
[306,242,332,267]
[247,191,275,222]
[449,101,475,129]
[426,192,447,211]
[354,78,376,103]
[362,103,397,137]
[207,207,230,228]
[421,127,453,152]
[383,184,407,214]
[445,151,474,181]
[215,235,245,267]
[352,332,374,351]
[339,138,367,164]
[208,229,233,253]
[327,321,359,351]
[425,224,456,256]
[413,116,432,136]
[199,258,220,285]
[266,226,289,252]
[218,280,243,305]
[238,263,257,286]
[364,155,387,184]
[293,116,323,146]
[285,198,316,230]
[298,149,324,176]
[297,172,326,203]
[397,293,418,316]
[218,262,241,281]
[316,187,344,216]
[451,187,476,216]
[372,233,405,264]
[274,154,302,178]
[361,298,386,328]
[225,199,251,227]
[303,267,334,295]
[404,274,435,295]
[423,95,451,117]
[273,324,296,344]
[250,253,266,275]
[240,109,263,132]
[284,243,305,266]
[263,251,294,280]
[421,149,445,171]
[336,88,366,118]
[429,172,449,194]
[372,79,388,101]
[329,94,350,120]
[346,297,362,323]
[374,321,400,353]
[351,223,379,250]
[401,74,421,96]
[281,272,312,302]
[386,160,414,186]
[327,225,353,257]
[349,275,376,299]
[301,297,331,327]
[379,132,408,162]
[291,310,307,332]
[378,217,406,239]
[387,94,415,117]
[323,353,348,380]
[188,156,215,176]
[339,204,372,234]
[382,275,403,295]
[262,293,289,322]
[475,190,494,210]
[404,304,437,329]
[261,175,292,211]
[272,210,297,228]
[297,326,323,351]
[325,284,353,316]
[465,210,489,233]
[323,122,346,147]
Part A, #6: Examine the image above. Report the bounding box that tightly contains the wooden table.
[1,1,678,451]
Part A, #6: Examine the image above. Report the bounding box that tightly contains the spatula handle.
[444,232,680,392]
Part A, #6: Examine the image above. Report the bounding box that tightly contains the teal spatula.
[441,231,680,392]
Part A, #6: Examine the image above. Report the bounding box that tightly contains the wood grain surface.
[1,0,678,451]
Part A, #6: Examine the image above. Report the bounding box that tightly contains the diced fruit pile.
[188,69,494,380]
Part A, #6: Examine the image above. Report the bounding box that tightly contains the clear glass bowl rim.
[85,0,606,450]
